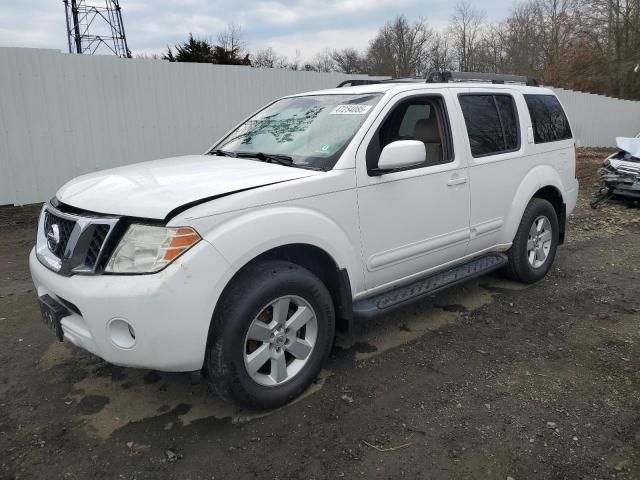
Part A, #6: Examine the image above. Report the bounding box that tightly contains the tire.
[205,260,335,409]
[504,198,559,283]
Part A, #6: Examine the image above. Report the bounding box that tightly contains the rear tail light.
[574,143,579,178]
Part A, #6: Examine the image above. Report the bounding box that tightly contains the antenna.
[63,0,131,57]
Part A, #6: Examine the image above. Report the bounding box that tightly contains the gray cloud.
[0,0,510,60]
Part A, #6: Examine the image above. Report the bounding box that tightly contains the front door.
[356,91,471,291]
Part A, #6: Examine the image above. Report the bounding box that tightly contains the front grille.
[85,224,110,267]
[36,202,120,276]
[44,211,76,258]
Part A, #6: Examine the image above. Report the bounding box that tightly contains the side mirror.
[376,140,426,172]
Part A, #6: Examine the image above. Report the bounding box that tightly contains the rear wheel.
[205,260,335,409]
[504,198,559,283]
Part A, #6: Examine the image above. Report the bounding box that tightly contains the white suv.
[30,73,579,408]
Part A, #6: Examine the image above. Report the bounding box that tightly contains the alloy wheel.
[243,295,318,387]
[527,215,553,268]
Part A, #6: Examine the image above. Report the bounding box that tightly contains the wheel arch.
[532,185,566,244]
[503,166,566,245]
[245,243,353,330]
[205,243,353,361]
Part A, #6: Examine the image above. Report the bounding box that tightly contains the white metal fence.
[552,87,640,148]
[1,48,640,205]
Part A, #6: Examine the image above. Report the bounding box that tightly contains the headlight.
[105,224,201,274]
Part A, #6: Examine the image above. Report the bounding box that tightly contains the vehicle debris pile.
[591,134,640,208]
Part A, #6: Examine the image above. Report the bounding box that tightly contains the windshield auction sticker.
[330,105,372,115]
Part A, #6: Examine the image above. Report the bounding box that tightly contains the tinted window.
[524,94,572,143]
[459,94,519,157]
[495,95,519,150]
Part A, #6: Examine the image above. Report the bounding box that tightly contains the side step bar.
[353,253,508,319]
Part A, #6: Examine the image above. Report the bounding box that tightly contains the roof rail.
[336,79,382,88]
[336,78,423,88]
[426,71,539,87]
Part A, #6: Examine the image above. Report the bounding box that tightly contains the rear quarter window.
[524,94,572,143]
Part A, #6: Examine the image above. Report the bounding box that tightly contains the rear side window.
[524,94,572,143]
[495,95,519,150]
[459,94,520,157]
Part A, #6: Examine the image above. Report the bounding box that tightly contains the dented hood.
[616,136,640,157]
[56,155,321,219]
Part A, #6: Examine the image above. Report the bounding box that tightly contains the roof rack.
[426,71,539,86]
[336,71,539,88]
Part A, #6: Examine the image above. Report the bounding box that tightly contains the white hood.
[56,155,321,219]
[616,136,640,158]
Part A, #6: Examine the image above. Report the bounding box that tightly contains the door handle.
[447,177,468,186]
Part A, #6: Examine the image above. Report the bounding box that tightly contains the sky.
[0,0,510,61]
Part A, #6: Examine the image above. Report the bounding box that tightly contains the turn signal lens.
[105,225,201,274]
[163,228,201,262]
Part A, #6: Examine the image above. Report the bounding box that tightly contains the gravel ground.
[0,149,638,480]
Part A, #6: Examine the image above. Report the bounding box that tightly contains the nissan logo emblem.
[47,223,60,252]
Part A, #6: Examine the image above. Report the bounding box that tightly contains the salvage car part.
[591,134,640,209]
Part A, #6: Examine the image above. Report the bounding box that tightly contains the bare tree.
[332,48,366,73]
[287,49,303,71]
[428,31,456,71]
[365,15,433,76]
[501,1,543,76]
[534,0,581,83]
[312,48,337,72]
[449,1,486,71]
[252,47,288,69]
[365,34,395,76]
[582,0,640,98]
[217,23,249,61]
[476,22,509,73]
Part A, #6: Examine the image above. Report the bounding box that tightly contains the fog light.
[108,318,136,349]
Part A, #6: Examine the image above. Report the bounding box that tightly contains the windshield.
[211,94,382,170]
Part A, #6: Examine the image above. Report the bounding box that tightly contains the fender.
[198,205,365,296]
[501,164,565,245]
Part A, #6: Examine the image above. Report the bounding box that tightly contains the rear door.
[452,88,527,254]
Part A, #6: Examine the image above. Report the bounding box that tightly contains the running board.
[353,253,508,319]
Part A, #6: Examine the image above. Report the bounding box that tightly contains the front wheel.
[205,260,335,409]
[504,198,559,283]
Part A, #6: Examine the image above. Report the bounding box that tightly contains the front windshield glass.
[212,93,382,170]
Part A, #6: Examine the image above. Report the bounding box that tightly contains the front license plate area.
[38,294,68,342]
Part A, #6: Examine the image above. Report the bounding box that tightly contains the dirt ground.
[1,149,638,480]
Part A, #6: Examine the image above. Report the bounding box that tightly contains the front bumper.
[29,241,231,372]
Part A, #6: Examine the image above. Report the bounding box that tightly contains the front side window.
[213,94,382,170]
[524,94,572,143]
[459,94,520,157]
[366,95,453,171]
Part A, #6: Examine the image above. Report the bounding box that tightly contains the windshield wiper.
[215,151,326,171]
[209,149,237,157]
[236,152,294,167]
